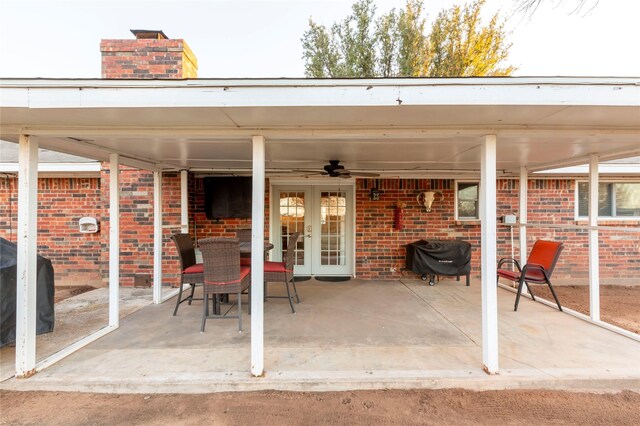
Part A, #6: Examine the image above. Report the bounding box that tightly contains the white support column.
[480,134,499,374]
[15,134,38,378]
[108,154,121,327]
[588,154,600,321]
[519,166,528,295]
[153,170,163,304]
[180,170,189,234]
[251,135,266,377]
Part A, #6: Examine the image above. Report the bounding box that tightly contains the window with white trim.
[456,181,479,220]
[577,181,640,218]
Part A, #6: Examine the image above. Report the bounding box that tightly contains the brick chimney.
[100,30,198,79]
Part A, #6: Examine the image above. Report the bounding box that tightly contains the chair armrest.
[497,258,521,272]
[521,263,551,281]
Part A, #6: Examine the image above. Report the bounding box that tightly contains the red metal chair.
[497,240,564,312]
[170,233,203,316]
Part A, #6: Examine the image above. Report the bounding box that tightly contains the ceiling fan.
[295,160,380,178]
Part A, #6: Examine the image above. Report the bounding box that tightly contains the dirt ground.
[53,286,96,303]
[1,389,639,425]
[531,285,640,334]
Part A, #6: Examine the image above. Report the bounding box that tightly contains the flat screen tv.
[204,177,252,220]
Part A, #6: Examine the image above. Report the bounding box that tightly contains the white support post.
[519,167,528,295]
[588,154,600,321]
[480,134,499,374]
[153,170,163,304]
[180,170,189,234]
[109,154,120,327]
[15,134,38,378]
[251,135,266,377]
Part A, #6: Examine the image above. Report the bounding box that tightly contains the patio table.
[239,241,274,253]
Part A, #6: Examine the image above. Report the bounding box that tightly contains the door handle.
[306,225,312,238]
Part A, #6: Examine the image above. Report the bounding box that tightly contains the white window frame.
[455,180,480,221]
[575,179,640,221]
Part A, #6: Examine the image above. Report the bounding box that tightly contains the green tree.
[301,0,515,78]
[429,0,515,77]
[302,0,378,78]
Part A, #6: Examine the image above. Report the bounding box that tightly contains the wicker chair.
[170,233,203,316]
[236,228,252,266]
[264,232,301,313]
[199,237,251,332]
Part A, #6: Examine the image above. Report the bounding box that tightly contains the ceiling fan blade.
[338,174,352,179]
[347,172,380,177]
[290,169,327,174]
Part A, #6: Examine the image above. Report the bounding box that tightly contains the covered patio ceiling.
[1,77,639,175]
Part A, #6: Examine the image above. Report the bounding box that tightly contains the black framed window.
[457,182,479,219]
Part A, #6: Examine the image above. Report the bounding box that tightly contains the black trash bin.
[406,239,472,286]
[0,237,55,347]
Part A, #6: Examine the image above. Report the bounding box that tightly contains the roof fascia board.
[2,76,639,87]
[1,79,639,109]
[3,127,639,139]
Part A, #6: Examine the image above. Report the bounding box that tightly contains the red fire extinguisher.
[394,201,406,231]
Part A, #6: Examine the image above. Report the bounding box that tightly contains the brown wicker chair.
[237,228,252,266]
[264,232,300,313]
[170,233,203,316]
[199,237,251,332]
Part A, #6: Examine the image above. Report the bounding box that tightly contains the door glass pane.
[320,191,346,266]
[279,192,305,265]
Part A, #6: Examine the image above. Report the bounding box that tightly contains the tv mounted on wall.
[204,177,252,220]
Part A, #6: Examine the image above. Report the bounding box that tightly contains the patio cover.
[1,76,639,379]
[1,77,638,174]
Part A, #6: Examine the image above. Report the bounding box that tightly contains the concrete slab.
[1,279,638,393]
[0,287,153,381]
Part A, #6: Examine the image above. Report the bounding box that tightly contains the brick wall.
[3,173,637,286]
[0,175,103,286]
[355,178,639,284]
[100,38,198,79]
[99,166,182,287]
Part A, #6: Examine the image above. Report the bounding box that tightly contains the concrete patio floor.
[1,279,639,393]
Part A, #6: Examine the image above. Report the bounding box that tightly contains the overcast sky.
[0,0,638,78]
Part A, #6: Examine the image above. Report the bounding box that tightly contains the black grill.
[406,239,472,286]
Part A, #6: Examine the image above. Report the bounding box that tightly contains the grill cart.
[406,239,472,286]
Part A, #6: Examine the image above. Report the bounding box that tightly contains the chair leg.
[187,283,196,305]
[291,277,300,304]
[524,282,536,301]
[173,281,185,316]
[201,293,208,332]
[514,278,525,311]
[285,279,295,314]
[546,281,563,311]
[238,291,242,332]
[263,281,268,302]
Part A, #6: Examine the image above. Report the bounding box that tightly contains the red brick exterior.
[1,174,637,287]
[100,38,198,79]
[355,178,639,284]
[0,175,103,286]
[98,166,183,287]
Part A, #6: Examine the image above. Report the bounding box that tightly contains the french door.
[272,185,354,276]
